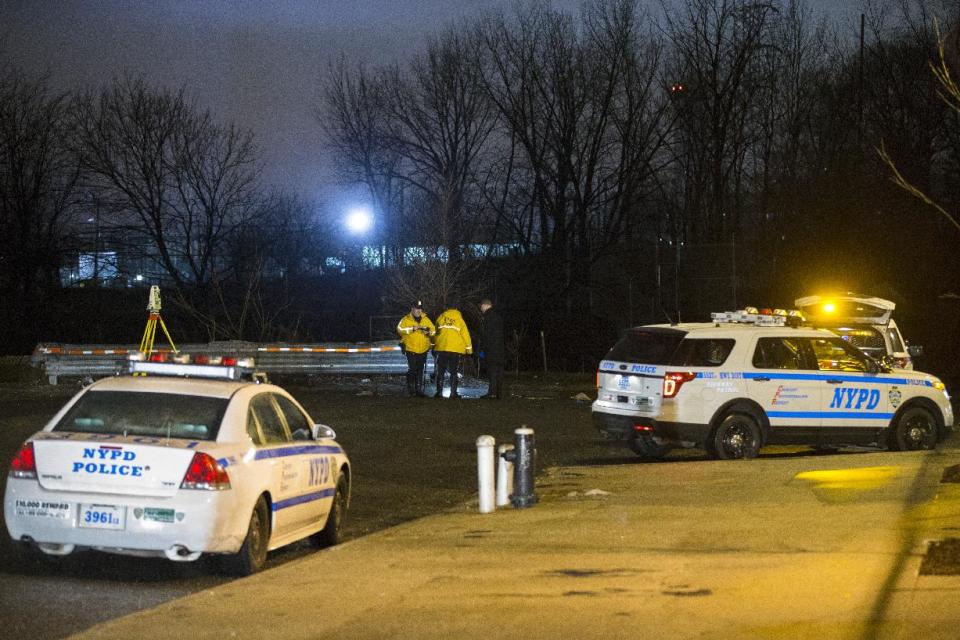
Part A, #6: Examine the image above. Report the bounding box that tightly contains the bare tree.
[384,29,497,258]
[746,1,831,242]
[73,75,263,339]
[478,0,671,306]
[0,69,79,303]
[321,27,498,308]
[320,60,406,266]
[878,16,960,234]
[661,0,780,242]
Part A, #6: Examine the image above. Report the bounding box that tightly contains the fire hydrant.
[502,426,538,508]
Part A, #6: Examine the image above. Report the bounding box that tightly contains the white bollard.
[496,443,514,507]
[476,435,496,514]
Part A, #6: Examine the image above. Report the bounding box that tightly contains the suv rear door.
[597,328,685,413]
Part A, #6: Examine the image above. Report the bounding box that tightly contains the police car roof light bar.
[127,353,256,381]
[711,308,805,327]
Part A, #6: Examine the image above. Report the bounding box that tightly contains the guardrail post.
[510,427,538,509]
[476,435,496,514]
[496,443,514,507]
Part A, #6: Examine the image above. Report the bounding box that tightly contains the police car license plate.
[78,504,126,530]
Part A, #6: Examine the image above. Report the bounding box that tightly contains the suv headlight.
[932,379,951,400]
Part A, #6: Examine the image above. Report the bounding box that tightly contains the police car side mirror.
[312,424,337,440]
[907,344,924,358]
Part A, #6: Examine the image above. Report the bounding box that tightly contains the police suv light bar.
[711,308,805,327]
[128,353,256,380]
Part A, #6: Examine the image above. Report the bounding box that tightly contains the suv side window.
[752,337,809,370]
[809,337,871,373]
[671,339,735,366]
[249,394,290,444]
[275,394,312,441]
[887,327,906,353]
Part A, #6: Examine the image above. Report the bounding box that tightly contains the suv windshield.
[54,390,229,441]
[818,325,885,358]
[604,329,686,364]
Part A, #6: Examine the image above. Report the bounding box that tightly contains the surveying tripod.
[139,285,178,357]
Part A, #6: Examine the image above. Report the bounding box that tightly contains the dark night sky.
[1,0,856,206]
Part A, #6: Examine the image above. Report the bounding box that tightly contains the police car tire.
[224,496,270,576]
[890,406,938,451]
[312,475,347,548]
[711,413,762,460]
[629,434,669,459]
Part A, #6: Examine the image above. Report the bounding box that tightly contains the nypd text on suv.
[4,354,350,575]
[592,309,953,459]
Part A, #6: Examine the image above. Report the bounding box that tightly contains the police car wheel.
[312,475,347,548]
[629,434,669,459]
[224,496,270,576]
[711,413,761,460]
[891,407,937,451]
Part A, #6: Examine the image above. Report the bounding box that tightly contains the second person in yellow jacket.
[433,304,472,399]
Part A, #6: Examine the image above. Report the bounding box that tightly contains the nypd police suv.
[592,308,953,459]
[4,354,350,575]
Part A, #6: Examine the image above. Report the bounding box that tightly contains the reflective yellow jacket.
[397,313,436,354]
[434,308,472,354]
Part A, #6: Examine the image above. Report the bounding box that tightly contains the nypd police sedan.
[4,356,350,575]
[592,310,954,459]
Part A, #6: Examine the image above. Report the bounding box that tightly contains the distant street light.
[345,207,373,235]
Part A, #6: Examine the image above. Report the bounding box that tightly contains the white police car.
[4,354,350,575]
[592,309,954,460]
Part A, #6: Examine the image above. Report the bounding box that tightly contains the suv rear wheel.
[710,413,761,460]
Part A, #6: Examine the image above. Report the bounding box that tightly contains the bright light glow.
[345,208,373,234]
[823,302,836,313]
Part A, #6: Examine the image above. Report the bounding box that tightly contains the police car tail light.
[9,442,37,479]
[663,372,697,398]
[180,452,231,491]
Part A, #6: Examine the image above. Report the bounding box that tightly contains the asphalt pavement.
[74,434,960,640]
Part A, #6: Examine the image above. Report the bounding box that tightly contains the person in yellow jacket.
[397,300,436,397]
[433,303,472,399]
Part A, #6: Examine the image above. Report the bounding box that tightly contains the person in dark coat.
[479,298,505,399]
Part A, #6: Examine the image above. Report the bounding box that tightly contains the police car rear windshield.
[604,330,735,367]
[53,391,228,441]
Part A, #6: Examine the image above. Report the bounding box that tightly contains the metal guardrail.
[32,340,433,384]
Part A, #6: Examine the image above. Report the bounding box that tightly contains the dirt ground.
[275,372,635,538]
[0,371,639,543]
